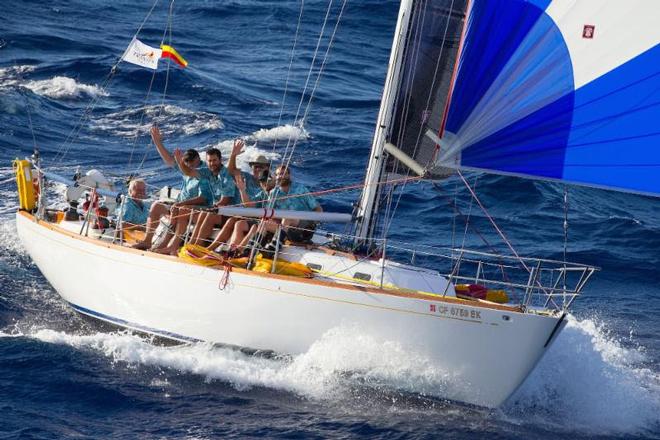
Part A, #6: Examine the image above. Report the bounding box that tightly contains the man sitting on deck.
[269,164,322,243]
[153,146,236,256]
[132,126,206,250]
[189,139,273,249]
[230,164,322,256]
[116,178,151,231]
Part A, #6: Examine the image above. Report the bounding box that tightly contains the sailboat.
[13,0,660,408]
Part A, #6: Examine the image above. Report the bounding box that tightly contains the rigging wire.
[12,56,40,154]
[455,169,549,298]
[376,1,430,244]
[352,0,418,241]
[272,0,306,153]
[250,0,348,258]
[131,0,176,177]
[382,0,458,242]
[277,0,335,168]
[296,0,348,132]
[249,0,337,254]
[450,175,459,258]
[562,185,569,297]
[51,0,163,167]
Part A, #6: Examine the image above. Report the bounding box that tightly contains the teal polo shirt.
[199,166,236,206]
[176,165,203,203]
[117,197,151,225]
[270,181,319,211]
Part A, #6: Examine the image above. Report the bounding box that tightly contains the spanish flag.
[160,44,188,68]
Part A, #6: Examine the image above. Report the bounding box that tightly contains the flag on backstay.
[121,38,162,70]
[160,44,188,68]
[121,38,188,70]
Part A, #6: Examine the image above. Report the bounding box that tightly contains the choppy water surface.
[1,1,659,438]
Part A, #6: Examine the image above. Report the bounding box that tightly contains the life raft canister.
[13,159,37,211]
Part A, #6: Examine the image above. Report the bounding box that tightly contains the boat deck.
[23,211,527,313]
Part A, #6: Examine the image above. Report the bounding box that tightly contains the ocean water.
[1,1,659,438]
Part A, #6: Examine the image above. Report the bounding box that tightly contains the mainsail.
[355,0,469,240]
[434,0,660,196]
[359,0,660,241]
[386,0,468,175]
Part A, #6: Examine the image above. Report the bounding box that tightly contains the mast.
[355,0,414,243]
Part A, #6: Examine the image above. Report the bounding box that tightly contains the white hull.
[16,211,564,407]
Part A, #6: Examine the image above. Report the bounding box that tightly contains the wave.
[505,314,660,435]
[0,65,36,94]
[0,220,27,259]
[23,76,108,100]
[92,105,224,138]
[0,166,23,216]
[3,315,658,436]
[0,65,36,82]
[203,122,309,170]
[250,124,309,144]
[204,140,281,172]
[0,324,455,402]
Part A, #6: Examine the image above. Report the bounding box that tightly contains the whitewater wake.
[505,314,660,435]
[1,315,658,435]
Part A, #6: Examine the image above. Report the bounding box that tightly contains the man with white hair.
[117,178,151,230]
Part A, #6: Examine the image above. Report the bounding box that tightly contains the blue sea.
[1,1,659,438]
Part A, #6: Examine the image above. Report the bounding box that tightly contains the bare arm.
[174,195,206,207]
[216,196,232,207]
[314,205,323,213]
[234,172,258,207]
[228,139,244,177]
[151,126,175,168]
[173,148,200,178]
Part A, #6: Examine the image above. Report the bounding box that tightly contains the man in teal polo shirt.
[116,178,151,229]
[154,147,234,255]
[225,164,323,256]
[269,165,322,243]
[132,126,205,250]
[190,139,274,249]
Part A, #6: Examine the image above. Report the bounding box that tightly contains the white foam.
[93,105,223,138]
[6,324,455,401]
[0,65,35,93]
[0,221,27,258]
[23,76,108,100]
[2,312,658,435]
[251,123,309,143]
[505,314,660,435]
[0,65,35,80]
[203,123,307,171]
[204,140,280,171]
